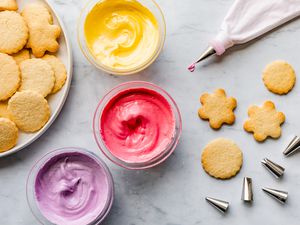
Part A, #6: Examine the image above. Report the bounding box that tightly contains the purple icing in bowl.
[32,149,113,225]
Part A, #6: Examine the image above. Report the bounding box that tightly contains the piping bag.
[188,0,300,72]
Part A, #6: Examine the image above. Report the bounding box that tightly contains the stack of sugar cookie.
[0,0,67,153]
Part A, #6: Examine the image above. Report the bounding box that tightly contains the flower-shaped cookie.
[198,89,237,129]
[244,101,285,142]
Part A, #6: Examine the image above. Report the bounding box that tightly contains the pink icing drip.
[188,63,196,72]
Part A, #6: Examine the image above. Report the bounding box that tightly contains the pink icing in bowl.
[93,81,182,170]
[26,148,114,225]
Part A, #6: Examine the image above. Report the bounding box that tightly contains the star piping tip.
[283,135,300,156]
[261,158,285,178]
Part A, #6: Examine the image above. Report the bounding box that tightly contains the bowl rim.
[26,147,114,225]
[77,0,166,75]
[93,81,182,170]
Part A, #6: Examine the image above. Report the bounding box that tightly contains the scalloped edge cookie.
[263,60,296,95]
[8,91,50,132]
[0,11,28,54]
[201,138,243,179]
[19,58,55,97]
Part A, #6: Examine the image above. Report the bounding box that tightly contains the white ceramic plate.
[0,0,73,157]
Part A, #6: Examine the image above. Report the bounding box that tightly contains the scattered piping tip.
[283,135,300,156]
[261,158,285,178]
[205,197,229,213]
[241,177,253,202]
[188,46,216,72]
[262,187,288,204]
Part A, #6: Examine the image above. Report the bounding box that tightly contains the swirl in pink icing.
[100,88,176,163]
[35,152,110,225]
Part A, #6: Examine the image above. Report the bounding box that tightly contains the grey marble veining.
[1,0,300,224]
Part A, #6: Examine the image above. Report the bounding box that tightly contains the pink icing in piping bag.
[188,0,300,72]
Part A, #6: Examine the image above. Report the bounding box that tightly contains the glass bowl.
[78,0,166,75]
[93,81,182,170]
[26,147,114,225]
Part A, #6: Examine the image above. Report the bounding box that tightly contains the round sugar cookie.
[8,91,50,132]
[19,59,55,97]
[201,138,243,179]
[263,61,296,95]
[0,117,18,153]
[0,11,28,54]
[0,53,20,101]
[42,54,67,93]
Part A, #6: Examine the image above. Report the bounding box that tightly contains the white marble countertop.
[2,0,300,224]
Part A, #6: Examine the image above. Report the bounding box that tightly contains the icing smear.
[188,63,196,72]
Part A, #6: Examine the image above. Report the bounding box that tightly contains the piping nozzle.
[262,187,288,204]
[205,197,229,213]
[188,46,216,72]
[241,177,253,202]
[261,158,285,178]
[283,135,300,156]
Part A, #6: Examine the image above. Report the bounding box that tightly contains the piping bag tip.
[188,46,216,72]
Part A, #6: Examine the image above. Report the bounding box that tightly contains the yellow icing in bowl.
[84,0,160,71]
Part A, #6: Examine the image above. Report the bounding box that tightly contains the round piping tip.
[188,46,216,72]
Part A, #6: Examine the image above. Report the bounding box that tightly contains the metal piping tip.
[188,46,216,72]
[241,177,253,202]
[261,158,285,178]
[283,135,300,156]
[262,187,288,204]
[205,197,229,213]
